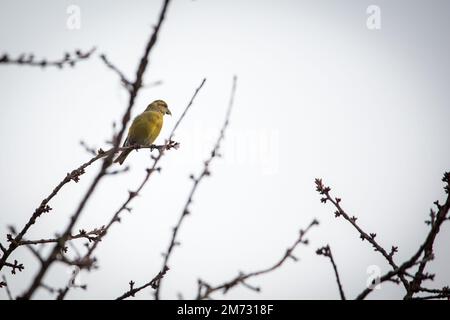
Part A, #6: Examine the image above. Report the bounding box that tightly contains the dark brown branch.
[411,293,450,300]
[116,266,169,300]
[316,245,346,300]
[99,54,132,91]
[19,0,172,299]
[196,219,319,300]
[355,254,434,300]
[58,78,206,300]
[3,260,24,275]
[83,80,205,260]
[1,275,13,300]
[314,178,410,292]
[0,47,96,69]
[55,267,87,300]
[154,76,237,300]
[404,172,450,298]
[15,227,105,246]
[0,144,171,273]
[351,172,450,300]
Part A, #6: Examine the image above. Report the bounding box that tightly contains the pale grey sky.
[0,0,449,299]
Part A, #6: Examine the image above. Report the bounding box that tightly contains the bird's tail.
[114,149,132,165]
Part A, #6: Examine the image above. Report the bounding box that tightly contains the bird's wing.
[142,111,163,145]
[126,111,163,146]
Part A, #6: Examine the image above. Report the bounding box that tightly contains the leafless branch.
[19,0,172,299]
[196,219,319,300]
[1,275,13,300]
[317,172,450,300]
[116,266,169,300]
[57,78,206,300]
[99,54,132,91]
[315,178,410,292]
[403,172,450,298]
[3,260,24,275]
[316,245,346,300]
[0,47,96,69]
[0,142,175,274]
[14,227,105,247]
[154,76,237,300]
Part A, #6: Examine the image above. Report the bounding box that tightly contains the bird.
[114,100,171,165]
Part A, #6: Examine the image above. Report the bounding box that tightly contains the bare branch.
[316,244,346,300]
[57,78,206,300]
[0,47,96,69]
[154,76,237,300]
[315,178,410,292]
[16,227,105,246]
[196,219,319,300]
[99,54,132,91]
[19,0,172,299]
[1,275,13,300]
[3,260,24,275]
[404,171,450,298]
[353,172,450,300]
[116,266,169,300]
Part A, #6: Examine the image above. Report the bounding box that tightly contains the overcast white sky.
[0,0,449,300]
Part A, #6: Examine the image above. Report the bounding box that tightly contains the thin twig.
[404,172,450,298]
[0,47,96,69]
[196,219,319,300]
[116,266,169,300]
[58,78,206,300]
[353,172,450,300]
[154,76,237,300]
[99,54,132,91]
[315,178,410,292]
[316,245,346,300]
[15,227,105,246]
[19,0,172,299]
[1,275,13,300]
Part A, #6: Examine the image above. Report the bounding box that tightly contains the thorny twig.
[316,245,346,300]
[196,219,319,300]
[19,0,172,299]
[0,48,96,69]
[154,76,237,300]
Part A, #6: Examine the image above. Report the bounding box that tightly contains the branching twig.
[196,219,319,300]
[0,47,96,69]
[316,245,346,300]
[0,144,173,273]
[402,173,450,298]
[99,54,132,91]
[58,78,206,300]
[14,227,105,246]
[19,0,172,299]
[3,260,24,275]
[154,76,237,300]
[314,178,410,292]
[319,172,450,300]
[116,266,169,300]
[1,275,13,300]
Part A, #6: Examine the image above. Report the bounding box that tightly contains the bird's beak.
[166,109,172,116]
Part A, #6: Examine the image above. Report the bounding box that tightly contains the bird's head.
[145,100,171,116]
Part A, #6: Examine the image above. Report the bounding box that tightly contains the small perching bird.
[114,100,171,165]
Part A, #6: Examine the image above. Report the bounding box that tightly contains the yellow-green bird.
[114,100,171,165]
